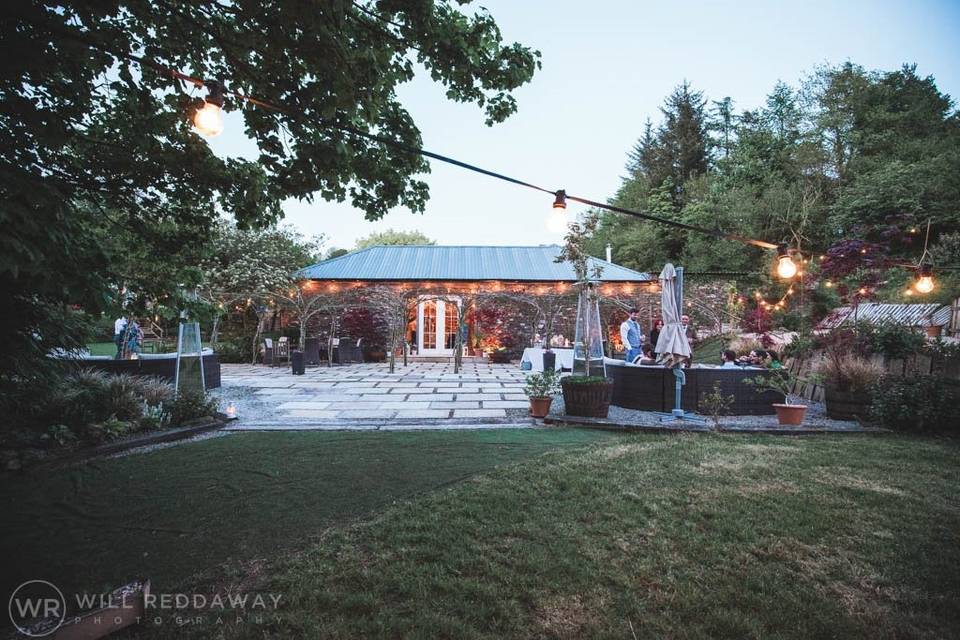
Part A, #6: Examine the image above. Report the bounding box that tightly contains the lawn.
[0,428,618,602]
[3,430,958,639]
[141,432,958,639]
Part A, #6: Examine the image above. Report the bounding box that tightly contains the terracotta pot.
[529,396,553,418]
[773,403,807,426]
[824,386,871,420]
[561,378,613,418]
[926,326,942,338]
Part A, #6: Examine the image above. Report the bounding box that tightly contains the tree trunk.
[327,315,337,367]
[210,314,222,347]
[299,317,307,352]
[250,315,264,365]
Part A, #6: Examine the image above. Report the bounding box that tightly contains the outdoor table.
[520,347,574,372]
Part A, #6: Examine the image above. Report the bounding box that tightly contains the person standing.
[619,308,643,363]
[126,317,143,357]
[113,315,128,359]
[649,318,663,352]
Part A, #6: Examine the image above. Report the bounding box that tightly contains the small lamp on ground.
[225,402,238,420]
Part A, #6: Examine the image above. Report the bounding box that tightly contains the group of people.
[720,348,783,369]
[619,309,693,364]
[113,315,144,359]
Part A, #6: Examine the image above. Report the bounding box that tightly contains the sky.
[205,0,960,253]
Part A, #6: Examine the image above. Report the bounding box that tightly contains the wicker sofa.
[605,359,783,415]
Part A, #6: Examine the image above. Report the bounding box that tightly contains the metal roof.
[817,303,950,329]
[297,245,653,282]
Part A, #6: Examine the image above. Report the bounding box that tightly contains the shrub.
[868,375,957,433]
[41,424,77,448]
[700,382,734,429]
[523,370,560,398]
[815,354,884,393]
[104,374,148,421]
[168,390,220,426]
[83,418,134,443]
[139,378,175,407]
[214,339,251,364]
[862,322,926,360]
[729,336,763,357]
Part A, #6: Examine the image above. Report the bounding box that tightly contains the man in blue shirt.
[619,308,643,363]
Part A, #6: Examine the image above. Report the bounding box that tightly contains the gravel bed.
[547,394,866,431]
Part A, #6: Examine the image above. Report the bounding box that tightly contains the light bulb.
[776,255,797,279]
[915,276,934,294]
[546,208,567,233]
[193,101,224,137]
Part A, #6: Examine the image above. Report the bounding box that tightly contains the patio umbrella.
[654,263,690,368]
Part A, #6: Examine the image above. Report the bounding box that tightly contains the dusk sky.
[206,0,960,253]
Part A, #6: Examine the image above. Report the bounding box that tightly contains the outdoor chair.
[275,336,291,365]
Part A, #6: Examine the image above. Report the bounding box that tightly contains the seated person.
[737,348,766,366]
[766,350,784,369]
[632,343,657,365]
[720,349,738,368]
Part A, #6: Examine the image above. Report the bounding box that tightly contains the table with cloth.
[520,347,574,372]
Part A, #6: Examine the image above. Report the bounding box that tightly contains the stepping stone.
[452,409,507,417]
[429,401,480,409]
[483,401,529,409]
[278,401,332,410]
[394,409,451,418]
[285,409,340,418]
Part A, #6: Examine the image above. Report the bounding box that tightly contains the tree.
[355,229,436,249]
[1,1,539,381]
[198,224,320,359]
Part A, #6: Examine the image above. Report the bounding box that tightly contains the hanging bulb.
[193,80,225,137]
[776,244,797,279]
[914,265,935,294]
[547,189,568,233]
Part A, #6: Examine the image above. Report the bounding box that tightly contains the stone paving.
[215,361,534,430]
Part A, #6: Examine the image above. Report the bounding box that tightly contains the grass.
[0,428,618,603]
[4,430,958,639]
[141,432,959,639]
[86,341,117,356]
[693,334,726,364]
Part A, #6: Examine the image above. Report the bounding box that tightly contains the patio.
[216,361,533,429]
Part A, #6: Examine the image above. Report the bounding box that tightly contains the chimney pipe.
[605,244,613,263]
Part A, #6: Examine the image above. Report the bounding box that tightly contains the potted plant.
[523,370,560,418]
[560,375,614,418]
[816,354,883,420]
[746,370,808,425]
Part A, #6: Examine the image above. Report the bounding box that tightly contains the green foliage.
[523,370,560,398]
[561,375,610,385]
[699,382,735,429]
[869,375,957,433]
[858,322,927,360]
[168,389,220,426]
[746,372,798,404]
[41,424,77,448]
[2,2,539,384]
[354,229,436,249]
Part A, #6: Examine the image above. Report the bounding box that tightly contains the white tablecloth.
[521,347,575,372]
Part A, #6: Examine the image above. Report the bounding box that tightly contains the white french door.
[417,297,460,355]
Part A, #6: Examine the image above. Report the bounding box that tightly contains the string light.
[546,190,568,233]
[776,244,798,279]
[914,264,935,294]
[193,80,224,137]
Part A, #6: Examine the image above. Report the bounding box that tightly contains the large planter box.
[824,386,871,420]
[608,362,781,415]
[72,353,221,389]
[561,377,614,418]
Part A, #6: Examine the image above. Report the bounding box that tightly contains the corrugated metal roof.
[817,303,950,329]
[297,245,654,282]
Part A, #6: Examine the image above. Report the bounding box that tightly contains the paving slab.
[483,401,530,409]
[336,409,398,419]
[430,401,480,409]
[277,401,333,410]
[285,409,341,419]
[453,409,508,418]
[393,410,452,419]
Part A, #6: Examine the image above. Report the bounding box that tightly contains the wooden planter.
[561,377,614,418]
[529,396,553,418]
[490,351,512,364]
[824,386,872,420]
[773,403,807,426]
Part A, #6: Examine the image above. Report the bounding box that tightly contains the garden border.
[542,414,887,435]
[21,415,228,473]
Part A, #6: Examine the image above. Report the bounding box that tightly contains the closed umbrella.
[655,263,690,368]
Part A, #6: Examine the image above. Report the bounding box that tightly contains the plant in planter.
[560,375,614,418]
[746,370,808,425]
[523,370,560,418]
[815,353,883,420]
